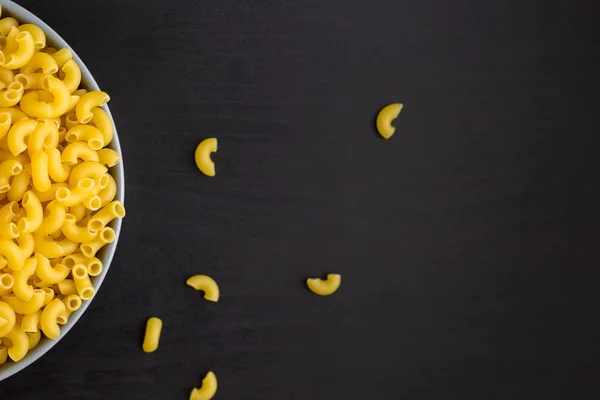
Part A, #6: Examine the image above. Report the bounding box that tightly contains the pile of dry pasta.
[0,12,124,364]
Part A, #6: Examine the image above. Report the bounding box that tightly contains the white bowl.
[0,0,125,381]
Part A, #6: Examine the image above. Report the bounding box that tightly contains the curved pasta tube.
[66,94,80,113]
[56,238,79,256]
[31,182,67,203]
[68,202,86,222]
[21,310,41,333]
[61,142,99,165]
[97,148,121,167]
[0,107,27,123]
[0,17,18,36]
[68,162,107,187]
[3,289,45,314]
[0,239,25,271]
[17,24,46,50]
[17,191,43,234]
[0,112,10,140]
[27,330,41,349]
[56,279,76,295]
[306,274,341,296]
[376,103,403,139]
[65,125,104,150]
[186,275,219,302]
[80,227,115,258]
[40,298,65,339]
[50,48,71,68]
[56,177,96,207]
[6,326,28,361]
[63,294,81,312]
[64,113,79,129]
[0,149,29,165]
[31,151,51,192]
[0,222,18,239]
[0,81,24,107]
[17,232,34,259]
[35,253,69,285]
[142,317,162,353]
[59,59,81,94]
[189,371,218,400]
[2,31,35,69]
[98,174,117,206]
[83,195,102,211]
[0,273,13,293]
[41,287,54,306]
[0,301,16,336]
[88,201,125,232]
[7,166,31,202]
[20,52,57,74]
[0,68,13,88]
[0,201,18,224]
[87,258,103,276]
[19,76,70,118]
[45,148,70,182]
[38,200,66,235]
[75,91,109,124]
[14,73,48,90]
[7,118,37,156]
[0,159,23,192]
[32,233,65,259]
[90,108,114,145]
[27,119,58,156]
[62,213,97,242]
[12,256,36,301]
[194,138,217,177]
[72,265,94,300]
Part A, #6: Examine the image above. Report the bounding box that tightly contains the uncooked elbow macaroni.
[142,317,162,353]
[194,138,217,177]
[376,103,403,139]
[186,275,220,302]
[189,371,218,400]
[0,15,125,364]
[306,274,342,296]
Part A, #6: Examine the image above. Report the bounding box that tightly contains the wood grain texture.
[1,0,600,398]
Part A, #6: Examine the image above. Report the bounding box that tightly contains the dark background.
[1,0,600,398]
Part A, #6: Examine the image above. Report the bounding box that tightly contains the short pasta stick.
[80,227,115,258]
[17,191,43,233]
[376,103,403,139]
[306,273,341,296]
[194,138,217,177]
[6,326,29,361]
[0,300,16,336]
[87,258,103,276]
[88,201,125,232]
[186,275,219,302]
[40,298,65,339]
[189,371,218,400]
[75,91,109,124]
[56,279,76,295]
[142,317,162,353]
[21,310,41,333]
[72,264,94,300]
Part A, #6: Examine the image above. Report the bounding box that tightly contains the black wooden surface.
[1,0,600,399]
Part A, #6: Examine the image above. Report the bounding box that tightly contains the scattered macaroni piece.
[189,371,218,400]
[186,275,219,302]
[142,316,162,353]
[306,274,341,296]
[0,10,126,363]
[376,103,403,139]
[194,138,217,177]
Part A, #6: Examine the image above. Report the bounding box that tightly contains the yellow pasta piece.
[80,227,115,258]
[0,346,6,365]
[0,301,16,336]
[17,232,33,259]
[88,201,125,232]
[32,232,65,259]
[31,182,67,203]
[16,24,45,50]
[65,125,104,150]
[186,275,219,302]
[0,201,18,224]
[306,273,341,296]
[40,298,65,339]
[72,265,94,300]
[20,52,58,74]
[75,91,109,124]
[0,112,11,140]
[189,371,218,400]
[59,59,81,94]
[0,81,24,107]
[20,76,70,118]
[38,200,66,235]
[56,279,76,295]
[35,253,69,285]
[0,222,18,239]
[7,166,31,202]
[17,191,43,233]
[63,294,81,312]
[6,326,29,361]
[97,148,121,167]
[50,48,72,68]
[68,161,107,187]
[61,142,99,164]
[55,177,96,207]
[142,317,162,353]
[0,239,25,271]
[0,17,18,37]
[27,119,58,155]
[98,174,117,206]
[376,103,403,139]
[194,138,217,177]
[41,287,54,306]
[21,310,41,333]
[0,273,14,292]
[45,147,70,182]
[12,256,36,301]
[27,330,41,349]
[3,289,44,314]
[0,159,23,192]
[90,108,114,145]
[62,213,97,242]
[2,31,35,69]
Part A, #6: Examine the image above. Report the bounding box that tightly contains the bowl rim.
[0,0,125,381]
